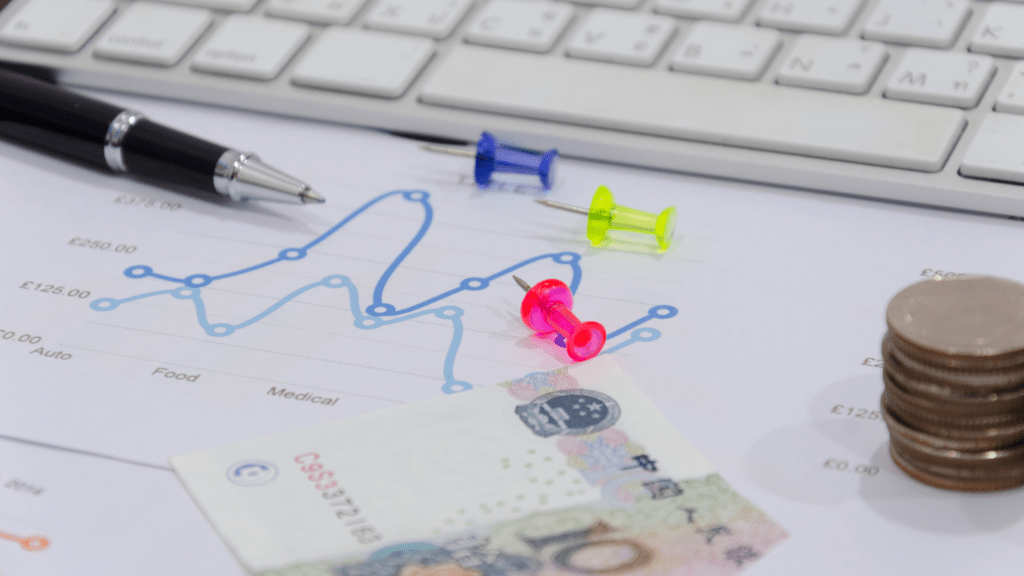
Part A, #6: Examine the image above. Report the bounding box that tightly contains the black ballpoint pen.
[0,68,324,205]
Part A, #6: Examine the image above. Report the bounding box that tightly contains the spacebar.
[419,46,966,172]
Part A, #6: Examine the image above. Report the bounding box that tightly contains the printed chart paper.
[3,91,1024,574]
[171,357,787,575]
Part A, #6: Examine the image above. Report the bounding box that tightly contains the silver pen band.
[103,109,145,172]
[213,149,320,203]
[213,149,257,200]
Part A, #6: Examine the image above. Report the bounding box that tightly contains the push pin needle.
[513,275,532,292]
[513,275,606,362]
[422,132,558,190]
[536,186,677,251]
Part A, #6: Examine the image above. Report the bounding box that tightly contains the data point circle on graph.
[650,305,678,319]
[208,323,235,337]
[323,275,347,288]
[555,252,581,264]
[367,304,396,316]
[442,381,473,394]
[172,287,198,299]
[436,307,464,319]
[279,248,306,260]
[90,298,118,311]
[185,274,213,288]
[630,328,661,342]
[357,317,383,329]
[403,190,429,202]
[125,265,153,279]
[461,277,489,291]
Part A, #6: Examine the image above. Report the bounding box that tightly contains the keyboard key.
[669,21,780,80]
[995,61,1024,114]
[292,28,433,97]
[191,15,310,80]
[94,2,212,67]
[756,0,864,35]
[884,49,994,108]
[265,0,368,25]
[566,8,675,66]
[161,0,259,11]
[0,0,114,53]
[862,0,971,48]
[364,0,473,39]
[961,113,1024,184]
[421,46,966,172]
[570,0,642,8]
[463,0,574,53]
[653,0,754,22]
[776,35,887,94]
[970,2,1024,58]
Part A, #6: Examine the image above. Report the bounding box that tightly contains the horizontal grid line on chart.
[178,282,660,316]
[129,302,541,366]
[58,345,404,403]
[130,303,457,354]
[82,321,445,381]
[178,229,568,268]
[0,434,174,471]
[201,275,660,308]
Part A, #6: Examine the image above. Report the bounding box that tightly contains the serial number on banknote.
[294,452,383,545]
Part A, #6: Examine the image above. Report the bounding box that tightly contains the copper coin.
[890,446,1024,492]
[886,276,1024,362]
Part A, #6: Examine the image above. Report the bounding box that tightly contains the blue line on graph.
[91,190,675,393]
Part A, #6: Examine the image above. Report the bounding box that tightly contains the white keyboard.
[3,0,1024,216]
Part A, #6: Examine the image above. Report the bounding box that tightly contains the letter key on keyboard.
[884,49,995,108]
[776,36,887,94]
[756,0,864,35]
[669,21,781,80]
[653,0,754,22]
[363,0,474,39]
[566,8,676,66]
[862,0,971,48]
[463,0,574,53]
[969,3,1024,58]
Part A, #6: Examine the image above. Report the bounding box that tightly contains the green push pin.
[536,186,677,251]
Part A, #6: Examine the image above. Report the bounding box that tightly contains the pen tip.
[300,188,326,204]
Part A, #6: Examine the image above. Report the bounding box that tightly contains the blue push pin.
[423,132,558,190]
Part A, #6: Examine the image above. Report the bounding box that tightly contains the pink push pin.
[513,275,606,361]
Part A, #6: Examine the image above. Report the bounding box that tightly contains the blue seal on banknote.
[225,460,278,487]
[515,389,620,437]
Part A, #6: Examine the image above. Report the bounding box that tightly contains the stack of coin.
[882,275,1024,491]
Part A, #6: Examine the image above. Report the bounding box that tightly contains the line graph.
[90,190,677,393]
